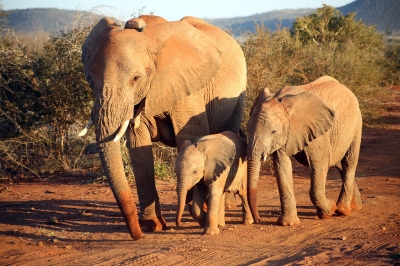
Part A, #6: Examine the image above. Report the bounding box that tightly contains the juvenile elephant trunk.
[247,157,261,223]
[176,183,189,227]
[99,141,142,240]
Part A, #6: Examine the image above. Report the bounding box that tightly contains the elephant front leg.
[126,124,166,232]
[204,186,224,235]
[273,151,300,226]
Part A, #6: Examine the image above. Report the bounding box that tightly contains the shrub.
[0,11,99,177]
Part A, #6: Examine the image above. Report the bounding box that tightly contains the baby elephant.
[175,131,254,235]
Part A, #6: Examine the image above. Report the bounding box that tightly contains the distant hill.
[5,8,83,34]
[206,0,400,35]
[4,0,400,37]
[338,0,400,32]
[205,9,315,36]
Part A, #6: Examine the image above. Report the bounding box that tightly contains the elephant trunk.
[247,136,263,223]
[99,140,142,240]
[93,89,134,143]
[247,158,261,223]
[176,182,189,227]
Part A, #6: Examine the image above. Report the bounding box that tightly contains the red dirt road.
[1,87,399,265]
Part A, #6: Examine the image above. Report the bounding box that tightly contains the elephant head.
[246,88,335,222]
[81,15,223,239]
[175,135,236,226]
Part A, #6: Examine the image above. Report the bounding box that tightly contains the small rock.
[382,227,386,230]
[37,241,43,247]
[65,245,72,249]
[342,236,347,240]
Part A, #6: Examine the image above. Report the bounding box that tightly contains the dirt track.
[1,87,399,265]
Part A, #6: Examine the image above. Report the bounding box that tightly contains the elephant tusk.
[263,154,267,162]
[78,118,93,137]
[113,120,130,142]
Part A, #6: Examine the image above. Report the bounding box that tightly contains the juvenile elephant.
[247,76,362,226]
[79,15,246,239]
[175,131,254,235]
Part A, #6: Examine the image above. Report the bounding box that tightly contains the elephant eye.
[271,130,277,134]
[193,170,197,174]
[130,76,141,87]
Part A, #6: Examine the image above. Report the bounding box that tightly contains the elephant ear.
[81,17,121,84]
[283,91,335,156]
[195,136,236,186]
[250,88,273,116]
[144,20,222,117]
[179,140,192,151]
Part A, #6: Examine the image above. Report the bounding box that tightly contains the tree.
[292,4,382,50]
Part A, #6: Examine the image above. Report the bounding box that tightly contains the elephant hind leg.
[308,159,337,219]
[336,138,362,216]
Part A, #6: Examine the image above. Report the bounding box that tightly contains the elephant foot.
[351,191,362,211]
[317,200,337,219]
[277,214,300,226]
[204,225,220,235]
[139,216,166,232]
[242,217,254,225]
[335,202,352,216]
[218,220,225,228]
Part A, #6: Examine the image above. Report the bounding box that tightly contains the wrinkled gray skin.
[175,131,254,235]
[81,15,246,239]
[247,76,363,226]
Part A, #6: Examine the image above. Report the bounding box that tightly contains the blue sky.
[3,1,354,21]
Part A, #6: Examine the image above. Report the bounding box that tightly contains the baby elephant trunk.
[176,182,189,226]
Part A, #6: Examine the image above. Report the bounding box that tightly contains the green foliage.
[292,5,383,49]
[153,143,177,180]
[0,8,99,177]
[382,41,400,86]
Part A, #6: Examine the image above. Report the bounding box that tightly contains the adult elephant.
[246,76,362,226]
[79,15,246,240]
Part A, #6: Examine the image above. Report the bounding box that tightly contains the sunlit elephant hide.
[79,15,246,240]
[247,76,362,226]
